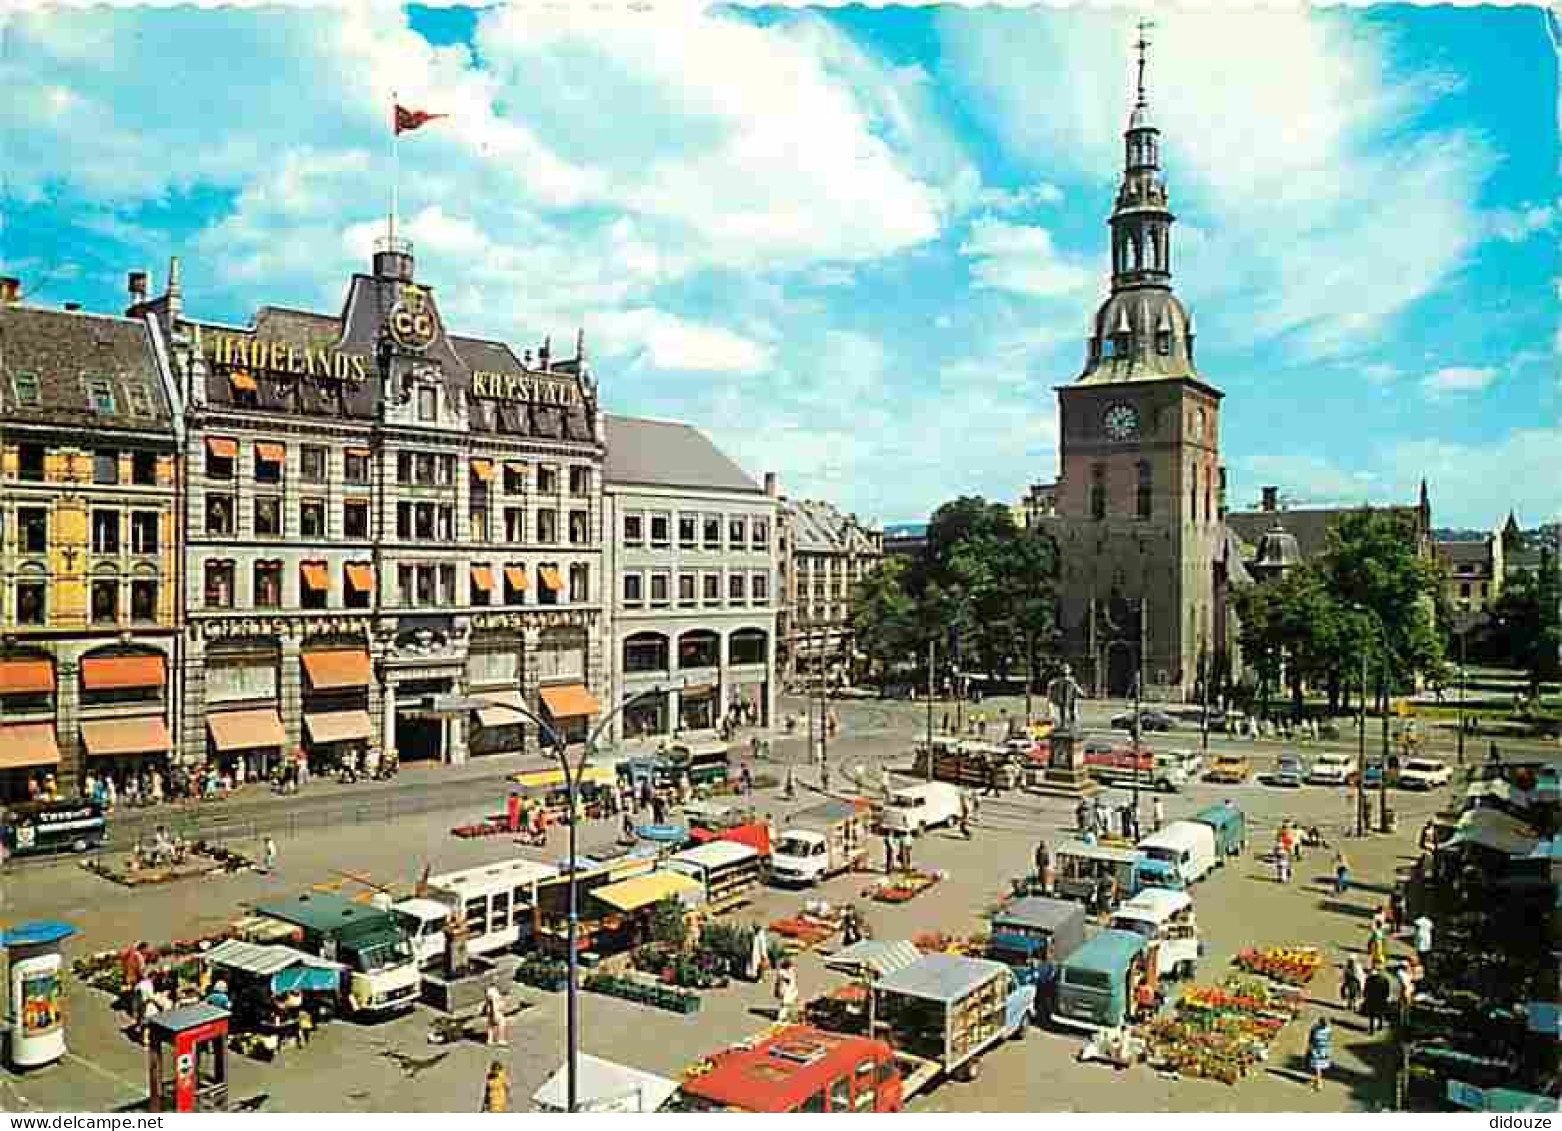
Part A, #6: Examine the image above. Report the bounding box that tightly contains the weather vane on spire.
[1134,17,1155,107]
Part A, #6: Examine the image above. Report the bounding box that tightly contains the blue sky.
[2,4,1557,529]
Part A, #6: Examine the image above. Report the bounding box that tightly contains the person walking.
[1363,966,1392,1034]
[958,792,973,840]
[262,835,277,874]
[1152,796,1165,834]
[1366,921,1387,970]
[1412,914,1434,963]
[774,960,799,1023]
[481,1062,509,1113]
[1076,798,1092,836]
[1340,955,1365,1013]
[1334,849,1350,895]
[484,984,509,1047]
[1275,848,1291,885]
[1306,1016,1334,1091]
[883,834,896,876]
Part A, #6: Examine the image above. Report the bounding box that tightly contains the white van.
[1109,888,1203,980]
[1136,821,1217,888]
[394,857,560,966]
[878,782,963,836]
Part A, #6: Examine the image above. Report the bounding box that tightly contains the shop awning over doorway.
[590,870,699,913]
[81,716,172,758]
[208,708,287,752]
[540,684,599,719]
[0,723,61,769]
[476,690,528,728]
[0,658,54,695]
[303,710,373,745]
[300,563,330,593]
[81,654,165,691]
[302,649,371,691]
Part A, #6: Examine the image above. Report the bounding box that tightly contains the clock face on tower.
[1103,402,1139,441]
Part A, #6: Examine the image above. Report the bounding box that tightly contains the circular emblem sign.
[388,284,436,351]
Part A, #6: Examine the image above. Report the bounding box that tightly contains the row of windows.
[7,374,155,417]
[5,579,161,626]
[201,440,595,496]
[1085,462,1214,523]
[622,570,770,609]
[0,507,163,556]
[8,445,163,487]
[622,629,769,673]
[197,495,595,546]
[623,512,769,552]
[200,560,590,611]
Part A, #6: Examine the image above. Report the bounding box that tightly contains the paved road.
[0,697,1468,1113]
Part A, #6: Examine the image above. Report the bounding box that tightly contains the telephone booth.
[146,1002,230,1113]
[0,920,77,1069]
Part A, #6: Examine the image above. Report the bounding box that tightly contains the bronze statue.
[1047,664,1087,732]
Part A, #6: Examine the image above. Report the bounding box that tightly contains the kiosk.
[147,1002,230,1113]
[1,920,77,1069]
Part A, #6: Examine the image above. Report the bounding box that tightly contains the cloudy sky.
[2,4,1557,529]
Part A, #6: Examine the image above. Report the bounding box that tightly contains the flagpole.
[390,90,399,246]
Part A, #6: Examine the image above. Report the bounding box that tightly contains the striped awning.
[824,939,923,979]
[538,566,564,593]
[207,708,287,752]
[300,563,330,592]
[471,565,495,592]
[81,654,165,691]
[0,724,60,769]
[476,690,527,728]
[229,370,257,392]
[470,458,495,481]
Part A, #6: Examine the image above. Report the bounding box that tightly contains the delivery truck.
[252,892,419,1016]
[768,799,869,886]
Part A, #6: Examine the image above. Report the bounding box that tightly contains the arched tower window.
[1131,237,1142,271]
[1190,464,1199,522]
[1090,463,1107,521]
[1136,461,1152,520]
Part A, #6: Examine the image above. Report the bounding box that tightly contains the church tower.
[1053,24,1224,700]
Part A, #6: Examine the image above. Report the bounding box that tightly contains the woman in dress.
[1306,1016,1333,1091]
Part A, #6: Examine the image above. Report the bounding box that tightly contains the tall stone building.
[0,278,183,797]
[775,495,882,685]
[136,240,606,775]
[1049,43,1238,700]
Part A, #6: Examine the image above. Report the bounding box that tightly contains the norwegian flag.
[394,103,448,135]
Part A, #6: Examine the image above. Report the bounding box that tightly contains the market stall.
[1142,976,1304,1084]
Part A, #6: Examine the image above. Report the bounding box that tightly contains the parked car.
[1204,755,1251,784]
[1110,710,1177,733]
[1268,754,1306,788]
[1397,758,1452,790]
[1349,760,1396,789]
[1307,753,1354,786]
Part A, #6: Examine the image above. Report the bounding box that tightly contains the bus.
[2,799,107,859]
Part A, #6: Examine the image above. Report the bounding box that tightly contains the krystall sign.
[206,335,370,382]
[470,371,581,406]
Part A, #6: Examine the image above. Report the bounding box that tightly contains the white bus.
[395,857,559,966]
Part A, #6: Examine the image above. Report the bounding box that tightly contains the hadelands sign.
[470,371,581,406]
[206,335,370,382]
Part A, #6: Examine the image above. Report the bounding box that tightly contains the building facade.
[1047,47,1232,701]
[776,496,882,685]
[139,242,607,775]
[0,280,184,798]
[602,416,778,743]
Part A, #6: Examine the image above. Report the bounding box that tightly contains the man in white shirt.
[1412,915,1433,959]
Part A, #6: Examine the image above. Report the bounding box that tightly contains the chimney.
[0,276,20,304]
[764,472,778,498]
[1261,486,1278,513]
[127,270,149,304]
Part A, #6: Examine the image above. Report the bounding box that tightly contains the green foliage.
[851,557,919,675]
[1487,554,1562,694]
[648,898,688,948]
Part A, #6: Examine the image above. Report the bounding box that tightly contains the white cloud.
[1485,199,1558,242]
[1384,429,1562,527]
[959,216,1094,298]
[1235,453,1380,510]
[595,308,773,375]
[1420,365,1499,398]
[1361,362,1401,385]
[973,182,1066,213]
[936,10,1495,361]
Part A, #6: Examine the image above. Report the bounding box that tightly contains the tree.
[1488,553,1562,695]
[850,558,918,684]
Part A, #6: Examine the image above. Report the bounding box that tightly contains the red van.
[675,1025,903,1113]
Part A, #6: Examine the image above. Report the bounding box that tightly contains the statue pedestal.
[1025,728,1099,798]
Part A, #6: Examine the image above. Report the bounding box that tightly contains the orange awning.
[205,436,239,459]
[345,564,375,593]
[81,716,171,758]
[82,654,165,691]
[470,565,494,592]
[304,710,373,745]
[0,724,60,770]
[504,566,529,592]
[302,649,370,691]
[540,683,600,719]
[300,563,330,592]
[504,461,528,477]
[255,442,286,464]
[346,446,372,458]
[229,370,258,392]
[538,566,564,593]
[470,458,495,481]
[0,659,54,695]
[208,708,287,752]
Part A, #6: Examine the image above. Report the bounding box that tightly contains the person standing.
[1151,796,1165,834]
[1306,1016,1333,1091]
[1340,955,1365,1013]
[1412,915,1433,963]
[1366,921,1387,970]
[1334,849,1351,895]
[1363,966,1392,1034]
[883,834,896,876]
[774,960,799,1023]
[485,984,509,1047]
[1276,848,1291,885]
[263,836,277,874]
[481,1062,509,1112]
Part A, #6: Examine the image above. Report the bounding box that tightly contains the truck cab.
[1052,929,1161,1031]
[769,830,831,886]
[391,898,450,969]
[674,1027,903,1112]
[253,893,419,1016]
[1108,888,1202,980]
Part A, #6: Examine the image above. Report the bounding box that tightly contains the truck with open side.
[251,892,419,1016]
[768,799,868,886]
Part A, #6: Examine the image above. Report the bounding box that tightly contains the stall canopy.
[0,658,54,695]
[532,1055,679,1113]
[590,870,700,913]
[81,716,171,758]
[476,690,528,728]
[207,709,287,752]
[303,710,373,745]
[302,650,371,691]
[1443,809,1542,857]
[504,566,528,592]
[0,723,60,769]
[825,939,922,980]
[81,654,165,691]
[874,952,1010,1003]
[511,765,616,791]
[203,939,344,994]
[540,684,599,719]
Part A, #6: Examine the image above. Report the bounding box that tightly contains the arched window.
[678,630,720,670]
[1190,465,1199,522]
[1090,463,1107,521]
[623,632,669,674]
[728,629,768,667]
[1131,237,1142,271]
[1136,462,1153,520]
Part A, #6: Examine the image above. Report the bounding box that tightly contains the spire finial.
[1134,18,1154,108]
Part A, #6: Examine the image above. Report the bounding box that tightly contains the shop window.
[569,466,590,495]
[130,511,159,554]
[624,633,668,673]
[623,573,643,607]
[131,451,159,485]
[650,514,670,548]
[130,579,158,622]
[703,515,721,549]
[569,510,590,545]
[679,515,697,549]
[16,581,46,624]
[504,507,525,543]
[254,562,283,609]
[91,579,119,624]
[678,632,719,669]
[345,500,370,539]
[729,629,767,665]
[20,508,47,553]
[345,450,371,485]
[91,510,120,554]
[678,573,697,607]
[18,443,46,481]
[204,561,235,609]
[94,450,119,484]
[650,573,670,607]
[255,497,283,537]
[300,499,326,539]
[623,513,643,547]
[569,564,589,603]
[537,509,558,544]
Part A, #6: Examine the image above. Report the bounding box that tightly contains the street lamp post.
[1350,603,1395,834]
[925,637,936,782]
[506,684,667,1113]
[1356,647,1368,838]
[1456,630,1467,767]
